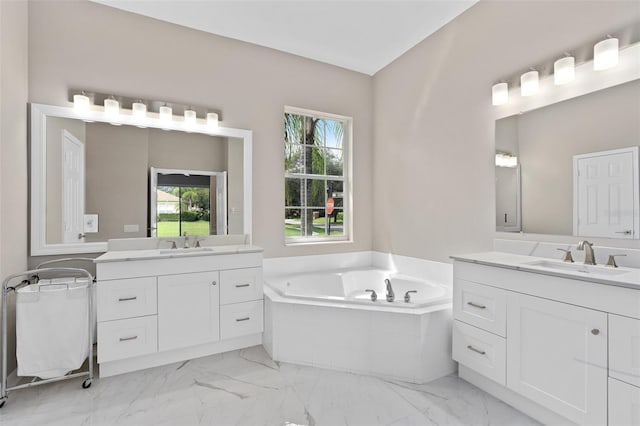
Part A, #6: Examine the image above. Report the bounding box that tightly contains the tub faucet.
[577,240,596,265]
[385,278,394,302]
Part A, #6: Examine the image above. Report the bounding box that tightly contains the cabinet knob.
[212,281,217,286]
[591,328,600,335]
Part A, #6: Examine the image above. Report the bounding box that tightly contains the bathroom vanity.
[94,245,264,377]
[451,252,640,425]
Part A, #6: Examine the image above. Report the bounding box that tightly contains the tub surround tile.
[263,251,373,277]
[263,251,452,287]
[372,252,453,286]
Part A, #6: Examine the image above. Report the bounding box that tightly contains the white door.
[574,147,639,238]
[62,130,85,243]
[506,293,607,425]
[157,271,220,351]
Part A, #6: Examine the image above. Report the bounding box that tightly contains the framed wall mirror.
[30,103,252,255]
[495,82,640,238]
[493,43,640,240]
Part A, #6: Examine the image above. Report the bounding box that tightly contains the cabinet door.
[158,271,220,351]
[609,377,640,426]
[506,293,607,425]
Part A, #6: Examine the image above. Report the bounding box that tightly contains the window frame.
[284,106,353,245]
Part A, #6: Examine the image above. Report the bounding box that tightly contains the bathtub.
[268,268,451,308]
[264,267,456,384]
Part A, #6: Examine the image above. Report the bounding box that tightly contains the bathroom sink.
[158,247,215,255]
[524,260,628,276]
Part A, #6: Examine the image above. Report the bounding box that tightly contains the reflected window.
[151,170,227,238]
[284,107,351,243]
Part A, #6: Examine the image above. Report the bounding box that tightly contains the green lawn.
[285,214,344,237]
[157,221,210,237]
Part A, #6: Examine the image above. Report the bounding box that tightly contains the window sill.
[285,238,353,247]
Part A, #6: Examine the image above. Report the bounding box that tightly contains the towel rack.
[0,265,95,408]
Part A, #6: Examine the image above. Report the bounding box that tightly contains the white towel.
[16,279,91,379]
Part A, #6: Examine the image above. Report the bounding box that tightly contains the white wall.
[372,0,640,263]
[28,0,373,259]
[0,0,28,373]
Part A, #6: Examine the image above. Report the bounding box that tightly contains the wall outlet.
[124,224,139,233]
[84,214,99,233]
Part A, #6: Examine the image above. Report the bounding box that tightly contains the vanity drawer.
[609,314,640,387]
[97,277,157,322]
[453,279,507,337]
[608,377,640,426]
[97,315,158,363]
[220,300,263,340]
[220,268,263,305]
[453,320,506,385]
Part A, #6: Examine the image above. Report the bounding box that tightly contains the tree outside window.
[284,107,351,243]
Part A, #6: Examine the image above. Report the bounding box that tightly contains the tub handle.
[404,290,417,303]
[365,289,377,302]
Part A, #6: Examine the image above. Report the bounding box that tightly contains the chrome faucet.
[577,240,596,265]
[385,278,394,302]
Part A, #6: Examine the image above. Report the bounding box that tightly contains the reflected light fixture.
[207,112,219,127]
[520,70,539,96]
[159,105,172,122]
[554,55,575,85]
[495,153,518,168]
[132,101,147,119]
[492,83,509,106]
[184,108,197,125]
[104,97,120,117]
[73,92,90,112]
[594,37,619,71]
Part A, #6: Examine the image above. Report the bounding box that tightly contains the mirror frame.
[493,42,640,237]
[30,103,253,256]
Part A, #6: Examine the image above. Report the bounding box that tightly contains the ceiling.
[93,0,479,75]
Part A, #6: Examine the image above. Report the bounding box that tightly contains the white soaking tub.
[268,268,450,308]
[264,267,456,384]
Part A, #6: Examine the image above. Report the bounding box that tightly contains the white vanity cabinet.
[452,255,640,425]
[506,293,607,424]
[95,247,263,377]
[157,271,220,352]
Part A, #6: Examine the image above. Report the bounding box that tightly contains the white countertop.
[451,251,640,290]
[95,244,264,263]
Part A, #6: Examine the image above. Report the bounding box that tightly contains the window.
[284,107,351,243]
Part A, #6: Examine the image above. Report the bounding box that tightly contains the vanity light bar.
[492,36,623,106]
[70,91,221,129]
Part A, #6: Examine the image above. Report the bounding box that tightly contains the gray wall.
[372,0,640,262]
[28,0,374,259]
[0,0,28,373]
[85,123,149,241]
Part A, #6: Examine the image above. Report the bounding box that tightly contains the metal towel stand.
[0,260,96,408]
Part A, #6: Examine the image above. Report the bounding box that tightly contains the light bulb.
[104,98,120,117]
[520,71,539,96]
[492,83,508,106]
[132,101,147,119]
[207,112,219,127]
[73,93,90,112]
[159,106,172,122]
[554,56,575,85]
[594,38,619,71]
[184,109,197,125]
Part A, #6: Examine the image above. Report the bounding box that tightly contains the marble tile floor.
[0,346,539,426]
